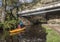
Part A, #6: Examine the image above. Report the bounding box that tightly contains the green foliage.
[6,0,18,6]
[43,25,60,42]
[0,22,3,27]
[3,20,16,29]
[1,0,43,37]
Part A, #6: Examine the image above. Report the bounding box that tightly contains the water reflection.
[17,23,47,42]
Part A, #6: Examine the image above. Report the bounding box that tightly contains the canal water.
[5,24,47,42]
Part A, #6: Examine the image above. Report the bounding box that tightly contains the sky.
[19,0,33,3]
[0,0,2,7]
[0,0,34,7]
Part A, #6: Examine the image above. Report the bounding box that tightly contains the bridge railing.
[18,2,60,16]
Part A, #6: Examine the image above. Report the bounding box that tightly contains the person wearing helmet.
[18,20,25,29]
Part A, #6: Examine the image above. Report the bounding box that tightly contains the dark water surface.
[5,24,47,42]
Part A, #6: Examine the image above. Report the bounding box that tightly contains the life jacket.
[19,21,24,26]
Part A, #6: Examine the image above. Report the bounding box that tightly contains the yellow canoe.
[9,27,25,36]
[10,31,25,36]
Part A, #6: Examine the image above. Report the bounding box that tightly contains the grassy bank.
[42,26,60,42]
